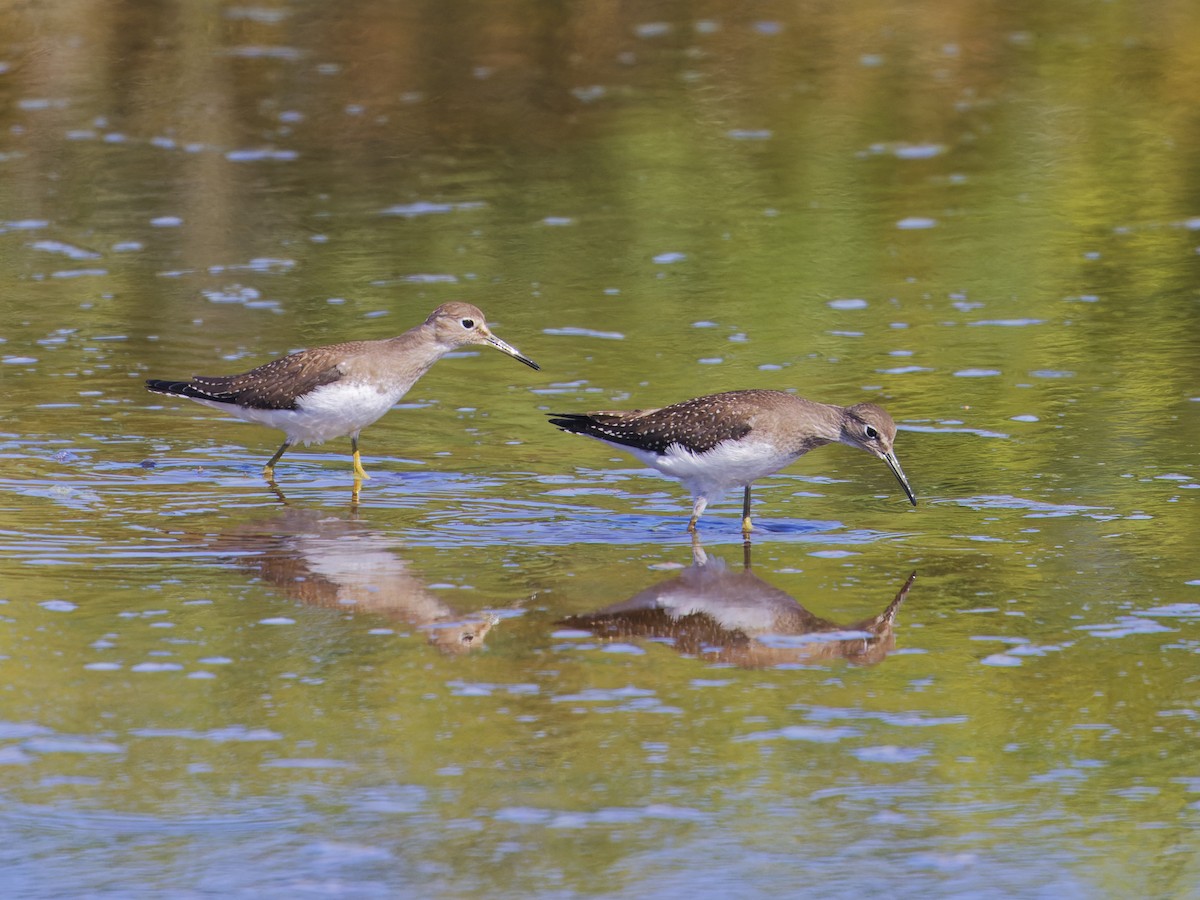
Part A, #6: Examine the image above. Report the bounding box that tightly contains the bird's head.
[840,403,917,506]
[427,302,540,370]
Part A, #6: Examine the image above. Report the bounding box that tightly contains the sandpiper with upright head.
[549,389,916,533]
[147,302,539,480]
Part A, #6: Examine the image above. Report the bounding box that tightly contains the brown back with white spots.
[145,301,534,410]
[549,389,835,455]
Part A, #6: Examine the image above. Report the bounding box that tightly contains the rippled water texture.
[2,2,1200,897]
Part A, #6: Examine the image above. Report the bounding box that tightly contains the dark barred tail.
[547,412,634,444]
[546,411,663,453]
[145,378,237,404]
[547,413,597,435]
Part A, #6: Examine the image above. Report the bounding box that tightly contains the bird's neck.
[343,323,451,393]
[788,399,844,454]
[386,321,452,366]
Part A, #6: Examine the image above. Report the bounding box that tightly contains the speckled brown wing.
[549,390,788,454]
[146,342,363,410]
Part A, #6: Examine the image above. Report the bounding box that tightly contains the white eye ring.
[461,318,475,329]
[865,425,879,439]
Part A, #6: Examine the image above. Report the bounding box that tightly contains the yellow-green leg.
[741,485,753,534]
[264,440,291,480]
[351,436,370,481]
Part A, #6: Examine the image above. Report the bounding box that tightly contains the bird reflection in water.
[211,509,509,653]
[561,542,915,668]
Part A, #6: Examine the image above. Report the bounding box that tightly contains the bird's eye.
[461,318,475,329]
[865,425,879,440]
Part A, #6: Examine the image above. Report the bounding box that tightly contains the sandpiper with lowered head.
[146,302,539,480]
[548,389,916,533]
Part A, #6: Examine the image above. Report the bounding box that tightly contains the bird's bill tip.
[485,334,540,370]
[883,451,917,506]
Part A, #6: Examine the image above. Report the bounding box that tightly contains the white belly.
[625,438,800,501]
[190,381,403,445]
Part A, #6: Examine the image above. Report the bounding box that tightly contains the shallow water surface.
[2,1,1200,897]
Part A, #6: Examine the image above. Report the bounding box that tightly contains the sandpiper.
[147,301,539,480]
[548,389,916,533]
[562,543,916,668]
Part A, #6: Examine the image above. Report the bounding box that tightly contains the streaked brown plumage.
[147,346,352,411]
[549,389,916,533]
[147,302,539,480]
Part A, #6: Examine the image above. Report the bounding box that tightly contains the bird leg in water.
[351,436,370,481]
[264,440,291,479]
